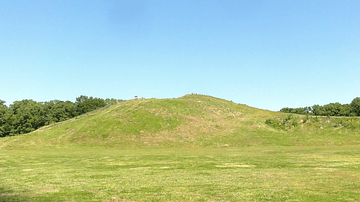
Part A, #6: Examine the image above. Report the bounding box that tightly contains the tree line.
[0,95,124,137]
[280,97,360,116]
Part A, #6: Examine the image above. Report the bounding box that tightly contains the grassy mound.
[1,94,360,201]
[0,94,359,150]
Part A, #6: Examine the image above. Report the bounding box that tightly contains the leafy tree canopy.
[280,97,359,117]
[0,95,123,137]
[350,97,360,116]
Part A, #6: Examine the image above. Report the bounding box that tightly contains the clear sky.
[1,0,359,111]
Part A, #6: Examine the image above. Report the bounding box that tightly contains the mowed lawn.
[1,146,359,201]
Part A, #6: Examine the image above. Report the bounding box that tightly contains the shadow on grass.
[0,187,31,202]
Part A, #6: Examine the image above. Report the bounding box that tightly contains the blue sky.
[1,0,359,111]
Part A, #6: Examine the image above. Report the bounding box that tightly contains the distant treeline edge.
[280,97,360,117]
[0,95,124,137]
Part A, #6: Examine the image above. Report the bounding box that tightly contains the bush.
[346,119,360,130]
[265,118,284,130]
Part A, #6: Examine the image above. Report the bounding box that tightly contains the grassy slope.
[1,94,359,150]
[1,94,360,201]
[0,94,272,149]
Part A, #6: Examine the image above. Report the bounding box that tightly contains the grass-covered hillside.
[1,94,360,201]
[1,94,360,150]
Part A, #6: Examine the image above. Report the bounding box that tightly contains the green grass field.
[1,95,360,201]
[1,146,359,201]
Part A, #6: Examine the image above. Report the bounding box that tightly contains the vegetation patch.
[1,94,360,201]
[266,114,360,131]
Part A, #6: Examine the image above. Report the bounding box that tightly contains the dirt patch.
[36,188,59,193]
[131,167,149,170]
[103,197,129,202]
[216,164,255,168]
[315,168,337,172]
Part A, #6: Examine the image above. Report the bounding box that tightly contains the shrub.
[265,118,284,130]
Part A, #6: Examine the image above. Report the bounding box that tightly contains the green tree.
[350,97,360,116]
[44,100,77,123]
[105,98,124,105]
[9,99,48,135]
[322,103,343,116]
[76,95,106,114]
[0,96,123,137]
[339,104,351,116]
[312,104,325,116]
[280,107,292,113]
[0,100,13,137]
